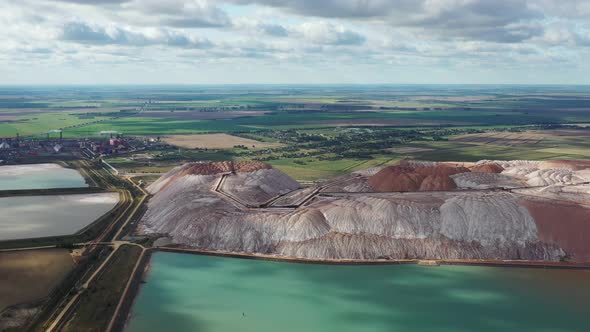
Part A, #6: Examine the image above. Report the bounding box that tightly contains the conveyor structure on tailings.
[213,171,361,210]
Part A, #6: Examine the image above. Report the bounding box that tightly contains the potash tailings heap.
[138,160,590,263]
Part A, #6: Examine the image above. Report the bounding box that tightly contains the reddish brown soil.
[419,175,457,191]
[369,164,469,192]
[470,162,504,173]
[540,160,590,171]
[522,199,590,263]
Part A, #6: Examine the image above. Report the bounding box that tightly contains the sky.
[1,0,590,85]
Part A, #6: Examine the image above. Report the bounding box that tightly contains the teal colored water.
[126,253,590,332]
[0,163,87,190]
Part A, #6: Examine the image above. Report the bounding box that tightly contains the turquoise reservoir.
[126,252,590,332]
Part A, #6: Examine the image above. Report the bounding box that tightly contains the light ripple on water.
[126,252,590,332]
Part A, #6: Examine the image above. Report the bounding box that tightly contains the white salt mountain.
[139,160,590,262]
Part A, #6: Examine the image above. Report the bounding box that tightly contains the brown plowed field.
[163,133,282,150]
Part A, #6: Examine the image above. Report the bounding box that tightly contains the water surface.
[127,252,590,332]
[0,163,87,190]
[0,193,119,240]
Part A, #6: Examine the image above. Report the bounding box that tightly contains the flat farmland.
[139,110,267,120]
[451,131,547,146]
[451,129,590,147]
[0,249,74,311]
[0,112,112,137]
[407,138,590,162]
[163,133,282,149]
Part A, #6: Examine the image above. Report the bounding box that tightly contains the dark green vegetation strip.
[62,245,142,332]
[111,250,152,332]
[62,108,590,137]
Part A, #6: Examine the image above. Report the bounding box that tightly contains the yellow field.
[163,134,282,150]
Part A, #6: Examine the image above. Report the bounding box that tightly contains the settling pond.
[0,193,119,240]
[0,163,87,190]
[126,252,590,332]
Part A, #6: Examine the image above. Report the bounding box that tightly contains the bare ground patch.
[163,133,282,150]
[0,249,74,311]
[522,199,590,263]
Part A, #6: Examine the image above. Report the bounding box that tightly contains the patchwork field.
[163,133,282,150]
[140,110,266,120]
[451,129,590,146]
[386,147,434,154]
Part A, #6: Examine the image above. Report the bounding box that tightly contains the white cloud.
[298,21,365,45]
[0,0,589,84]
[61,22,212,48]
[121,0,232,27]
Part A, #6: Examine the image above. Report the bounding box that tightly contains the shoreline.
[156,246,590,269]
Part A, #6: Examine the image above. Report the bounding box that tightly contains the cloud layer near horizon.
[1,0,590,84]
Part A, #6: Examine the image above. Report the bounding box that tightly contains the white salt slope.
[249,208,330,242]
[352,167,384,177]
[451,172,522,189]
[479,160,590,187]
[317,196,439,238]
[484,160,541,169]
[139,161,572,261]
[147,164,188,194]
[440,192,538,246]
[524,169,590,186]
[514,184,590,204]
[275,233,561,261]
[141,174,233,234]
[221,168,300,205]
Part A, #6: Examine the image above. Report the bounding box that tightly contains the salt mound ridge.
[139,159,590,262]
[451,172,522,189]
[440,193,537,246]
[368,163,469,192]
[477,160,590,187]
[222,168,301,206]
[148,161,273,194]
[540,160,590,171]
